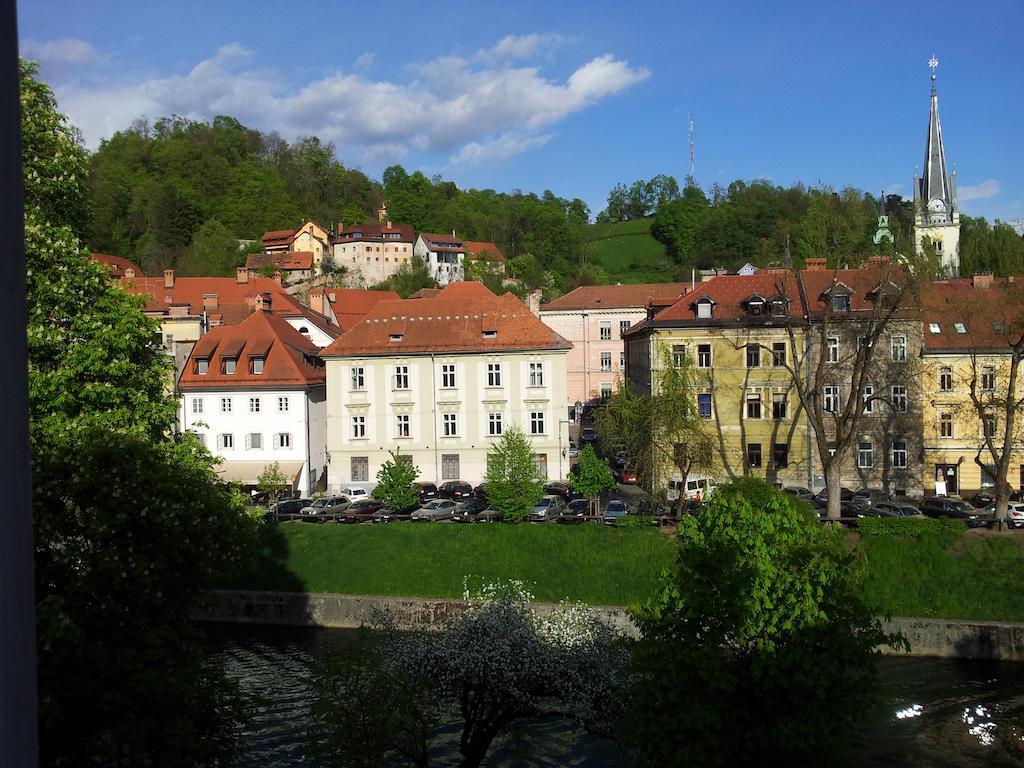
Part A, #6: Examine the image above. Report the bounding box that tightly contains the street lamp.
[558,418,570,480]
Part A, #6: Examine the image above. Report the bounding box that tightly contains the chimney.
[255,291,273,313]
[452,229,456,238]
[125,267,135,279]
[805,258,827,271]
[309,290,325,315]
[972,272,994,289]
[527,289,542,317]
[163,269,175,289]
[202,293,219,311]
[386,220,392,229]
[272,271,282,286]
[236,266,249,284]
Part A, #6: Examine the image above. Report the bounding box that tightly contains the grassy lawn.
[584,219,675,283]
[228,523,676,606]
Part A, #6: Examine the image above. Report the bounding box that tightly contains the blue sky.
[17,0,1024,226]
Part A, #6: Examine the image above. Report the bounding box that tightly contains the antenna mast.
[688,112,695,185]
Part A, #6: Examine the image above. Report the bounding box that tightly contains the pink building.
[540,283,692,409]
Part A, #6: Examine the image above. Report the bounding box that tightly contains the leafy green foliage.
[625,481,900,766]
[372,450,420,510]
[570,444,616,499]
[257,461,289,498]
[179,217,245,277]
[484,426,545,522]
[856,515,965,541]
[369,254,435,297]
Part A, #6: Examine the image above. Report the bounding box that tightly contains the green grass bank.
[584,219,674,284]
[228,523,1024,621]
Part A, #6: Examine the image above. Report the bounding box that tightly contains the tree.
[625,481,901,766]
[371,254,435,297]
[257,461,289,500]
[484,426,545,522]
[180,217,243,276]
[570,444,616,515]
[372,450,420,510]
[308,580,628,768]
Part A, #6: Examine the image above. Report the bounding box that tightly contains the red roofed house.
[330,220,416,286]
[91,252,144,279]
[540,283,692,408]
[178,303,335,494]
[464,240,507,279]
[245,250,314,282]
[414,232,466,286]
[308,287,402,332]
[320,281,572,489]
[259,220,331,268]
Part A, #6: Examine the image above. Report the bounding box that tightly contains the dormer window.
[831,294,851,313]
[745,297,765,317]
[695,297,715,319]
[482,330,497,339]
[251,356,265,374]
[770,298,787,317]
[223,357,237,375]
[929,323,941,334]
[390,333,403,343]
[954,322,967,334]
[196,358,209,375]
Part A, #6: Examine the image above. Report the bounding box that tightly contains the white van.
[667,474,718,502]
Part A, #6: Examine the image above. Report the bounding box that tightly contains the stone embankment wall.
[203,591,1024,661]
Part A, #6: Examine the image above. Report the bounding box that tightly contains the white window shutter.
[245,433,252,450]
[273,433,280,449]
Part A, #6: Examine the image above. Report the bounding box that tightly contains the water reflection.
[205,625,1024,767]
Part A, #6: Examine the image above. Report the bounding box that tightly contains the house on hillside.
[260,220,331,268]
[90,253,144,279]
[320,281,572,489]
[330,221,415,286]
[245,250,314,282]
[414,232,466,286]
[465,240,506,277]
[178,303,337,495]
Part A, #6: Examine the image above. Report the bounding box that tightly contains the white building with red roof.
[330,220,416,286]
[259,220,331,268]
[319,281,572,490]
[414,232,466,286]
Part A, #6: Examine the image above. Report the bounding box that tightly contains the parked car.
[308,498,354,523]
[340,486,369,500]
[919,497,992,528]
[438,480,474,500]
[873,501,921,517]
[782,487,815,501]
[472,507,505,523]
[559,498,591,524]
[567,439,579,459]
[299,495,350,516]
[602,499,628,526]
[528,495,566,523]
[337,499,384,523]
[970,493,995,508]
[473,482,489,502]
[580,426,598,443]
[612,450,627,468]
[1007,502,1024,529]
[264,498,313,522]
[451,498,489,523]
[411,499,457,522]
[411,482,440,503]
[615,466,639,484]
[372,503,419,523]
[543,480,578,501]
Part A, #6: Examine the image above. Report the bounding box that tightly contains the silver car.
[410,499,457,522]
[528,495,566,522]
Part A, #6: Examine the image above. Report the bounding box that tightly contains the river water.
[206,624,1024,767]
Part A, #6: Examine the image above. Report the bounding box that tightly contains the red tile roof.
[409,288,441,299]
[799,264,912,317]
[465,241,506,263]
[91,253,144,278]
[179,310,327,390]
[320,282,571,357]
[246,251,314,271]
[542,283,693,312]
[124,275,305,325]
[331,222,415,243]
[418,232,466,252]
[922,277,1024,351]
[260,228,296,248]
[311,288,402,332]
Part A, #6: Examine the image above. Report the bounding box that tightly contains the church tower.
[913,55,960,276]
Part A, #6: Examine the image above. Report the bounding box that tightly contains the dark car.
[372,503,419,523]
[783,487,815,501]
[543,480,578,501]
[580,427,598,443]
[473,482,489,502]
[873,501,921,517]
[439,480,474,500]
[920,497,992,528]
[452,498,489,523]
[970,493,995,508]
[602,499,628,526]
[264,498,313,522]
[411,482,439,503]
[559,498,592,524]
[337,499,384,523]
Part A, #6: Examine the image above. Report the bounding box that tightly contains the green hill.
[585,218,675,284]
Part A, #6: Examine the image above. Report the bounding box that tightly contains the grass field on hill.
[585,219,675,284]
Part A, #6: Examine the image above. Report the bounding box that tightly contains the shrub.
[858,516,965,544]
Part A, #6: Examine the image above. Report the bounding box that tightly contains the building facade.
[260,220,331,267]
[330,221,416,286]
[414,232,466,286]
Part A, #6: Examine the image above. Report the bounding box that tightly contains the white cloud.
[21,37,101,66]
[45,39,649,169]
[958,179,1001,201]
[478,33,577,62]
[354,52,375,71]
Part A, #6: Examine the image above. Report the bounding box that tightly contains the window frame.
[858,441,873,469]
[745,392,762,420]
[442,412,458,437]
[697,392,712,419]
[600,352,612,372]
[352,415,366,439]
[351,366,365,391]
[393,365,410,390]
[772,392,787,420]
[530,411,545,435]
[891,385,908,413]
[746,344,760,368]
[528,362,544,387]
[486,362,502,387]
[826,336,839,363]
[697,343,712,368]
[488,412,503,436]
[771,342,786,367]
[891,440,908,469]
[891,335,907,362]
[746,442,762,469]
[441,363,456,389]
[599,321,612,341]
[396,413,411,438]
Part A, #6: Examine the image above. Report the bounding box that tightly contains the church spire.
[919,55,954,213]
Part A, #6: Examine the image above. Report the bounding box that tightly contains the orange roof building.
[91,252,144,279]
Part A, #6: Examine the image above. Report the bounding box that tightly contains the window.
[954,322,967,334]
[891,335,907,362]
[697,393,712,419]
[533,454,548,478]
[194,433,207,448]
[620,352,625,370]
[600,352,612,372]
[487,362,502,387]
[929,323,941,334]
[278,396,289,412]
[746,393,762,419]
[442,364,456,388]
[389,333,403,343]
[220,397,232,413]
[218,433,234,450]
[351,456,369,482]
[939,367,952,391]
[223,357,237,374]
[772,392,787,420]
[982,412,996,439]
[251,356,265,374]
[249,397,261,413]
[826,337,839,363]
[620,320,631,338]
[863,385,875,414]
[442,413,458,436]
[441,454,460,481]
[530,411,545,435]
[696,300,713,319]
[393,365,409,390]
[192,398,203,414]
[529,362,544,387]
[488,412,502,436]
[697,344,712,368]
[981,366,996,391]
[772,443,789,469]
[823,385,840,413]
[196,358,209,375]
[599,321,612,340]
[747,443,762,468]
[771,342,786,367]
[351,366,365,390]
[746,344,760,368]
[352,416,366,438]
[672,344,687,368]
[858,441,873,469]
[891,440,908,469]
[600,383,613,401]
[831,294,851,313]
[274,433,292,449]
[396,414,410,438]
[939,413,953,438]
[891,385,908,413]
[747,298,765,316]
[245,433,263,450]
